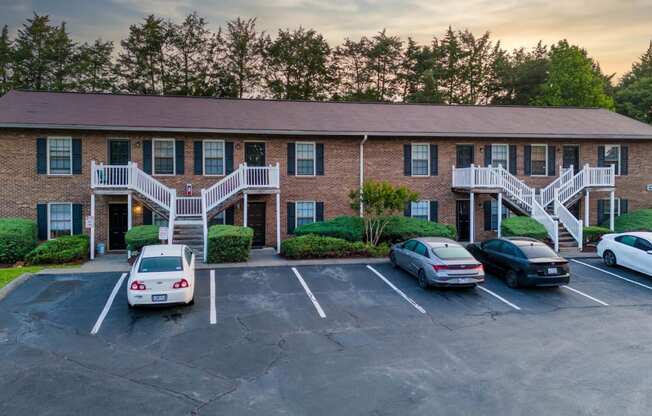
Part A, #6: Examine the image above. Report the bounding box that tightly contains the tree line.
[0,12,650,123]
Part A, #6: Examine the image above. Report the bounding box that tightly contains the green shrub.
[501,216,548,240]
[281,235,390,259]
[207,225,253,263]
[295,216,364,241]
[583,226,610,244]
[0,218,38,264]
[125,225,160,252]
[607,209,652,233]
[26,235,89,264]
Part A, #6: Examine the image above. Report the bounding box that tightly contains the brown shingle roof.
[1,90,652,139]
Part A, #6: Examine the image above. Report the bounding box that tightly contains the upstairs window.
[411,144,429,176]
[153,139,175,175]
[604,145,620,176]
[203,140,225,175]
[530,144,547,176]
[48,137,72,175]
[410,200,430,221]
[49,203,72,239]
[296,143,316,176]
[295,201,316,227]
[491,144,508,169]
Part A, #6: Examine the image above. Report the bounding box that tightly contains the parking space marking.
[210,270,217,325]
[291,267,326,318]
[476,285,521,311]
[91,272,128,335]
[365,265,426,314]
[562,285,609,306]
[571,259,652,291]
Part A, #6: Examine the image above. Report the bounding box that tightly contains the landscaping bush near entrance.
[608,208,652,233]
[0,218,38,264]
[583,226,611,244]
[501,216,548,240]
[281,235,390,259]
[207,225,253,263]
[26,235,89,264]
[125,225,160,252]
[295,216,364,241]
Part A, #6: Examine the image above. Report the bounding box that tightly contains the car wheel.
[389,251,398,268]
[603,250,617,267]
[506,270,520,288]
[418,270,429,290]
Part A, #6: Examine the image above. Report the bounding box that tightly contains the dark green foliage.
[0,218,38,264]
[125,225,160,252]
[501,217,548,240]
[294,216,364,241]
[207,225,253,263]
[26,235,89,264]
[281,235,390,259]
[607,209,652,233]
[583,226,610,244]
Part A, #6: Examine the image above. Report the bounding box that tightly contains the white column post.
[497,192,502,238]
[243,193,248,227]
[275,193,281,253]
[470,164,475,188]
[469,192,475,243]
[127,192,133,258]
[609,190,615,231]
[584,189,590,226]
[90,193,95,260]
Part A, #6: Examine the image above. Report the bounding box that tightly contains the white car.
[128,244,196,307]
[597,232,652,276]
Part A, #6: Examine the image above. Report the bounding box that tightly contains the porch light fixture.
[134,205,143,215]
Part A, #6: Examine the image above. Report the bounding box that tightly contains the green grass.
[0,266,43,289]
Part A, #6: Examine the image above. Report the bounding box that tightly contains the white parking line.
[91,272,127,335]
[476,285,522,311]
[571,259,652,291]
[292,267,326,318]
[562,285,609,306]
[366,265,426,314]
[210,270,217,325]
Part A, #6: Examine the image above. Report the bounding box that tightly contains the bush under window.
[281,235,390,259]
[125,225,160,252]
[501,216,548,240]
[207,225,253,263]
[583,226,611,244]
[26,235,89,264]
[0,218,38,264]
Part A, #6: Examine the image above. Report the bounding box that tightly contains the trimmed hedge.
[295,216,364,241]
[207,225,253,263]
[501,216,548,240]
[583,226,610,244]
[0,218,38,264]
[608,209,652,233]
[281,235,390,259]
[26,235,89,264]
[125,225,160,252]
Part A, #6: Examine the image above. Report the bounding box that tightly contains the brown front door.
[247,202,266,247]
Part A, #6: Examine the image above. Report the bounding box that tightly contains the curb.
[0,272,34,302]
[198,257,389,270]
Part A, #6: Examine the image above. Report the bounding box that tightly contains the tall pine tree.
[0,25,12,95]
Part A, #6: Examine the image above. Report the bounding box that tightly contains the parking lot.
[3,258,652,415]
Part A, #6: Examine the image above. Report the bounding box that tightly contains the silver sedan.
[389,237,485,289]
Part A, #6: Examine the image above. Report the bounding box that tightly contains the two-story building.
[1,90,652,260]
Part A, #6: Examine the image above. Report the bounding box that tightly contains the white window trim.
[530,144,548,176]
[604,144,621,176]
[295,200,316,228]
[47,202,73,240]
[491,143,509,170]
[152,138,176,176]
[490,200,513,231]
[295,142,316,177]
[603,197,621,216]
[203,139,225,177]
[411,143,430,177]
[411,200,430,221]
[47,136,73,176]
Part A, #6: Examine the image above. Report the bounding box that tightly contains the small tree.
[349,180,418,246]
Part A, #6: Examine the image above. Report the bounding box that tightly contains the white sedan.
[597,232,652,276]
[128,244,196,307]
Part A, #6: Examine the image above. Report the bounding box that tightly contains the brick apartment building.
[1,90,652,260]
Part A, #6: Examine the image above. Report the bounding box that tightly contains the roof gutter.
[359,134,369,217]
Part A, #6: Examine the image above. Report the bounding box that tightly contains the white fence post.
[201,188,208,261]
[168,189,177,245]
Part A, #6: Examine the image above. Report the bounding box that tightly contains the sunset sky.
[2,0,651,80]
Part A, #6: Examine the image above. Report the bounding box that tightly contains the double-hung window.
[530,144,547,176]
[48,137,72,175]
[411,144,429,176]
[49,203,72,239]
[153,139,175,175]
[604,145,620,176]
[410,200,430,221]
[490,200,513,231]
[296,143,316,176]
[295,201,316,227]
[491,144,508,169]
[203,140,225,176]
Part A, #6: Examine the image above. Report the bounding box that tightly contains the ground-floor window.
[599,198,626,225]
[489,200,513,231]
[209,211,225,226]
[49,203,72,239]
[295,201,316,227]
[153,212,168,227]
[410,200,430,221]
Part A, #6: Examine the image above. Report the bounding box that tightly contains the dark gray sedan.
[389,237,485,289]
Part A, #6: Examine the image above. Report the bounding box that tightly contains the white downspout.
[359,134,369,217]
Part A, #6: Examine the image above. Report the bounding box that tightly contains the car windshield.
[518,244,556,259]
[138,256,183,273]
[431,246,474,260]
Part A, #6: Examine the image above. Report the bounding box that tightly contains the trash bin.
[96,242,106,256]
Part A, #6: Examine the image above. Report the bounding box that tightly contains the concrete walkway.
[39,253,131,274]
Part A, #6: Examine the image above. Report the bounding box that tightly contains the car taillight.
[433,264,449,272]
[130,281,146,291]
[433,264,483,272]
[173,278,189,289]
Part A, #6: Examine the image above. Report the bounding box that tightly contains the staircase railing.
[532,198,559,252]
[540,165,573,208]
[493,165,534,211]
[177,197,203,217]
[555,196,583,250]
[557,164,615,205]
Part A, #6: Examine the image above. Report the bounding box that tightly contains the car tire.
[603,250,617,267]
[506,270,520,288]
[418,270,429,290]
[390,251,398,268]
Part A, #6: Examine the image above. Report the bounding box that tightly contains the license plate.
[547,267,558,275]
[456,278,476,284]
[151,294,167,302]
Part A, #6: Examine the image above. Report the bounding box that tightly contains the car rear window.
[431,246,474,260]
[518,244,556,259]
[138,256,183,273]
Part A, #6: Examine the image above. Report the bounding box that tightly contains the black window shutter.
[620,199,628,215]
[287,143,296,175]
[287,202,296,234]
[404,202,411,217]
[430,144,438,176]
[194,141,203,175]
[621,145,628,175]
[524,145,531,176]
[225,142,234,174]
[37,138,47,174]
[316,143,324,176]
[225,206,235,225]
[484,145,492,166]
[429,201,438,222]
[37,204,47,240]
[143,140,152,174]
[72,203,83,235]
[509,145,517,175]
[403,144,411,176]
[597,200,605,226]
[72,139,82,174]
[548,145,556,176]
[316,202,324,222]
[143,207,153,225]
[484,201,492,231]
[597,146,605,168]
[175,140,184,175]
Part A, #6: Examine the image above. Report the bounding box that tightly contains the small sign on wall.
[85,216,94,229]
[159,227,169,241]
[185,183,193,196]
